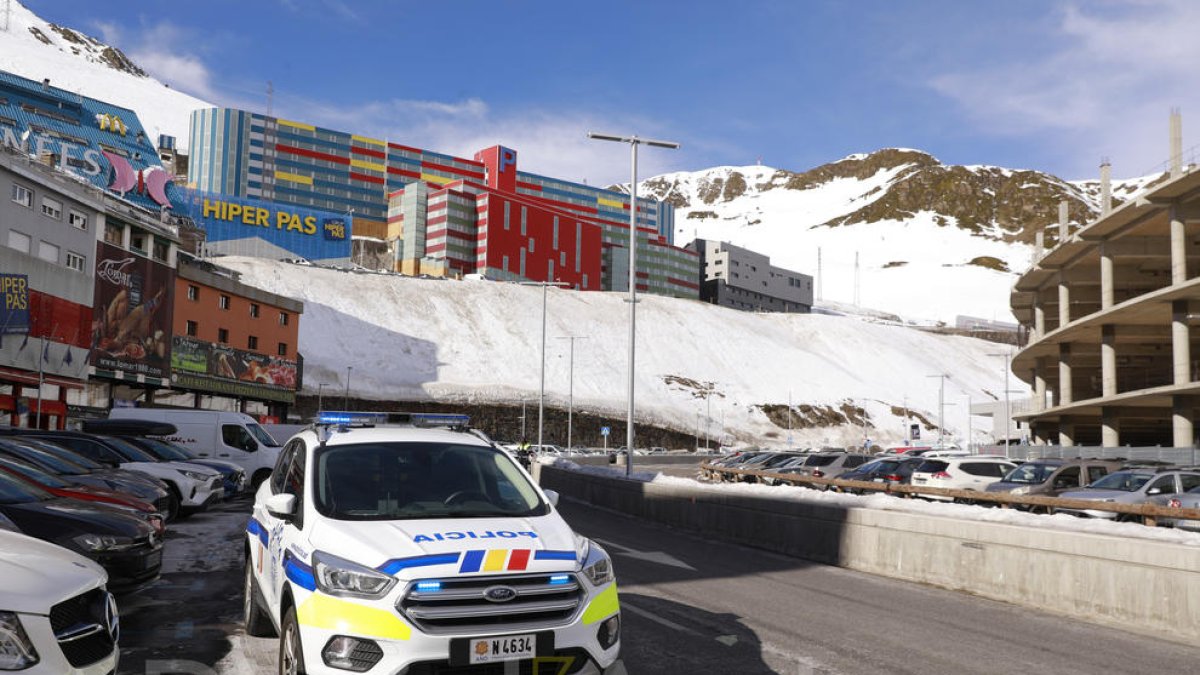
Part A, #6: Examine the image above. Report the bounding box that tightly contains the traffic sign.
[600,426,611,437]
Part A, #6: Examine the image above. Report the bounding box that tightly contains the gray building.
[686,239,813,313]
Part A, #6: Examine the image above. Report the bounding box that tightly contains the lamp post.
[587,131,680,476]
[926,373,949,448]
[556,335,587,450]
[519,281,568,452]
[343,366,352,410]
[988,351,1013,453]
[316,382,328,412]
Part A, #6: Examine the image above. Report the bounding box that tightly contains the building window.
[65,251,85,272]
[217,328,229,344]
[187,285,199,301]
[7,230,30,253]
[278,312,289,326]
[152,239,169,262]
[219,294,231,310]
[37,241,59,264]
[130,232,147,253]
[104,222,123,246]
[11,184,31,208]
[69,210,88,230]
[250,303,260,318]
[186,320,198,336]
[277,342,288,356]
[247,335,259,350]
[41,197,62,220]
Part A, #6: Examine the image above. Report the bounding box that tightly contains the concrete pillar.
[1035,230,1045,261]
[1033,299,1045,338]
[1101,408,1120,448]
[1059,418,1075,447]
[1100,160,1112,217]
[1171,205,1187,285]
[1101,324,1117,397]
[1173,396,1194,449]
[1058,201,1069,242]
[1058,277,1071,328]
[1100,243,1114,310]
[1033,363,1047,412]
[1173,299,1191,385]
[1058,343,1073,406]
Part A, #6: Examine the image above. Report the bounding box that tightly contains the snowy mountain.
[0,1,209,150]
[215,257,1011,448]
[637,151,1167,324]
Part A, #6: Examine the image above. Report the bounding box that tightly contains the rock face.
[637,149,1166,246]
[43,24,148,77]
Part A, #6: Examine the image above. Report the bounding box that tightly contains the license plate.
[468,633,537,665]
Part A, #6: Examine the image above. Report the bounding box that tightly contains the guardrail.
[700,463,1200,527]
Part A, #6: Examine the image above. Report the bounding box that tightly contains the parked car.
[834,456,924,493]
[0,438,173,517]
[0,470,163,593]
[1146,483,1200,530]
[109,433,246,499]
[737,452,804,483]
[986,458,1125,500]
[771,452,873,488]
[0,529,120,673]
[0,455,164,534]
[910,457,1018,500]
[1056,468,1200,520]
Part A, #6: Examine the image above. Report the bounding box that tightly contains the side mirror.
[1147,487,1163,496]
[266,493,297,520]
[543,490,560,507]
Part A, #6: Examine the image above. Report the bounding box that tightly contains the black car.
[0,437,173,515]
[0,470,163,593]
[835,456,924,494]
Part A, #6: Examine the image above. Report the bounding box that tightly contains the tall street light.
[989,350,1014,454]
[316,382,329,412]
[926,373,949,448]
[343,366,352,410]
[587,131,680,475]
[556,335,588,450]
[520,281,568,452]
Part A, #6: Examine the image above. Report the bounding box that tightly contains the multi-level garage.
[1011,159,1200,447]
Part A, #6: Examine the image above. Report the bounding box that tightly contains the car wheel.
[279,605,306,675]
[252,470,272,490]
[244,556,275,637]
[163,486,181,522]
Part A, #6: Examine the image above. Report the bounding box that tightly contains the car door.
[1143,474,1178,502]
[1050,466,1082,495]
[256,440,305,612]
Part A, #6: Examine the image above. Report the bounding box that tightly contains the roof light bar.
[313,411,471,430]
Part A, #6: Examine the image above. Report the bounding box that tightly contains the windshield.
[805,455,839,467]
[0,458,72,489]
[247,423,280,448]
[1003,463,1058,484]
[0,442,88,475]
[0,471,51,504]
[315,442,547,521]
[1087,471,1153,492]
[97,436,161,463]
[129,437,192,461]
[20,440,103,470]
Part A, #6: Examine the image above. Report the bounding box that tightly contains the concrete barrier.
[537,464,1200,643]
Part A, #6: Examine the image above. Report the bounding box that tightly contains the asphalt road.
[115,493,1200,674]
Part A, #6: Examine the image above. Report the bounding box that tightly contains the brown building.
[165,255,303,420]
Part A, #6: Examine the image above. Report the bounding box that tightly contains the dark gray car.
[986,458,1125,500]
[1057,468,1200,520]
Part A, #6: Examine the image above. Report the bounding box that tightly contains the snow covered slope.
[0,1,209,149]
[218,257,1011,447]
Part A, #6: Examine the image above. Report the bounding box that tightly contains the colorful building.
[188,109,698,297]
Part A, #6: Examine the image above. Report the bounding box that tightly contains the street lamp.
[316,382,329,412]
[519,281,568,452]
[926,374,949,448]
[556,335,588,450]
[343,366,352,410]
[988,351,1013,453]
[587,131,680,475]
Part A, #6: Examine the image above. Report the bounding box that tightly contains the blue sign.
[177,189,352,263]
[0,274,30,335]
[600,426,610,437]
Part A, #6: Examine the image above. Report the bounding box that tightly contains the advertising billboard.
[0,274,30,335]
[171,336,298,402]
[177,189,352,263]
[90,243,175,379]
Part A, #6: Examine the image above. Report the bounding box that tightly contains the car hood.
[0,530,107,613]
[1058,489,1134,502]
[304,514,581,579]
[2,497,156,539]
[187,459,242,475]
[65,484,154,511]
[121,461,220,478]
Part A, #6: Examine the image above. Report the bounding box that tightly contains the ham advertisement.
[90,243,174,378]
[171,336,297,391]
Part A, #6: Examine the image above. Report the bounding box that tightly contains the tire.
[279,605,306,675]
[163,486,181,522]
[244,557,276,637]
[252,470,272,491]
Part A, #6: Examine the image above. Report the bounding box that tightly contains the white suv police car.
[244,412,620,674]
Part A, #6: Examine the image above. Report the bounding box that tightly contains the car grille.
[49,588,116,668]
[404,648,592,675]
[398,573,584,635]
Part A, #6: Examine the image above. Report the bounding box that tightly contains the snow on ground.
[219,257,1010,446]
[543,458,1200,547]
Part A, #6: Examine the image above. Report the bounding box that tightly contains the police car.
[244,412,620,674]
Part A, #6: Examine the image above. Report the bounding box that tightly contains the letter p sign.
[499,148,516,174]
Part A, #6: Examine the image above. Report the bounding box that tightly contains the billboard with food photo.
[171,337,297,391]
[90,243,174,378]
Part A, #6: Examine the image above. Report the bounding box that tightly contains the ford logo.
[483,585,518,603]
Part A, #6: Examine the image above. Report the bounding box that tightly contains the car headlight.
[180,470,211,481]
[578,538,614,587]
[312,551,396,599]
[72,533,137,552]
[1010,486,1030,496]
[0,611,39,670]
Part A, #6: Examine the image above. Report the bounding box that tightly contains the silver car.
[1145,480,1200,530]
[1057,469,1200,520]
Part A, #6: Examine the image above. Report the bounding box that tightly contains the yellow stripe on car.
[581,584,619,625]
[297,593,411,640]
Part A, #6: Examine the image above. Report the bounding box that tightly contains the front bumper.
[18,611,118,675]
[94,542,164,594]
[180,477,224,509]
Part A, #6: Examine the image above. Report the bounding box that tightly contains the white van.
[108,409,282,488]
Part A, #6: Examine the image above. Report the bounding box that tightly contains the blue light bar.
[415,581,442,592]
[315,411,388,426]
[548,574,571,585]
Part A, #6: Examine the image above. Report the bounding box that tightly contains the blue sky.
[24,0,1200,185]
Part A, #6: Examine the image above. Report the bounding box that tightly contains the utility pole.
[926,374,949,448]
[556,335,587,449]
[705,389,712,451]
[519,281,568,451]
[788,389,793,448]
[343,366,352,410]
[988,351,1013,451]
